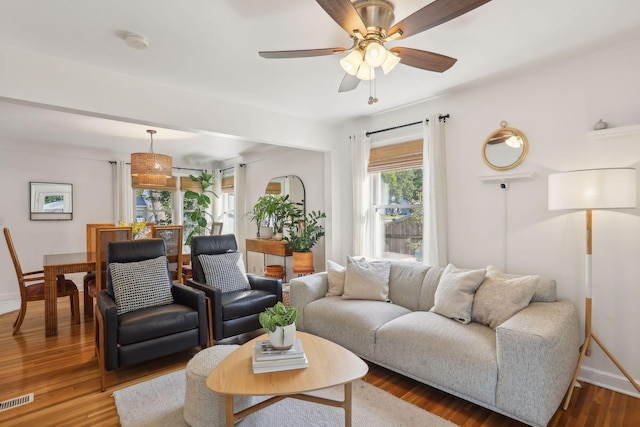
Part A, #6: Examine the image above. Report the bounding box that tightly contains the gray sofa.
[290,261,580,427]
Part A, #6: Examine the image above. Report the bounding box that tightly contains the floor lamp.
[548,168,639,410]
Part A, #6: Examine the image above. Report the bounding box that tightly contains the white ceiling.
[1,0,639,163]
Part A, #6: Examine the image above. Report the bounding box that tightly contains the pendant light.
[131,129,172,187]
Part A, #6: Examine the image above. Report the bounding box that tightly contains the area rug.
[113,369,458,427]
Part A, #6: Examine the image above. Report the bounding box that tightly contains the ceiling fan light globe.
[364,42,387,68]
[381,51,401,74]
[356,62,375,80]
[340,50,363,76]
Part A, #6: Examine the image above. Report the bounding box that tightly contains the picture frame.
[30,182,73,220]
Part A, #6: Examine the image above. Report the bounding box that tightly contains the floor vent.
[0,393,34,412]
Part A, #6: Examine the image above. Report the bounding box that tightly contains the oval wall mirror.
[265,175,305,214]
[482,123,529,171]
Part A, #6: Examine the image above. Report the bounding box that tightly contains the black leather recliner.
[96,239,208,391]
[187,234,282,342]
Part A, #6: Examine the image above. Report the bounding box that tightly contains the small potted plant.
[259,302,299,349]
[284,210,326,271]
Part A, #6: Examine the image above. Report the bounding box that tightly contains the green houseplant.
[183,171,217,244]
[248,194,298,240]
[284,210,326,272]
[258,302,300,349]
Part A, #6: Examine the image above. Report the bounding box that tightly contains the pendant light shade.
[131,130,173,187]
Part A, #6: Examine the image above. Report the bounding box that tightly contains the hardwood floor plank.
[1,296,638,426]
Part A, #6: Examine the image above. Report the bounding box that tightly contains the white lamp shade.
[381,51,401,74]
[364,42,387,68]
[356,61,375,80]
[548,168,637,210]
[340,50,363,76]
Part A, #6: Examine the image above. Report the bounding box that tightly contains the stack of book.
[252,338,308,374]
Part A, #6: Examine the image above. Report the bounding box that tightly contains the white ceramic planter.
[268,324,296,350]
[260,226,273,240]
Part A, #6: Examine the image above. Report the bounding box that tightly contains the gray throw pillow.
[472,265,538,329]
[109,255,174,316]
[198,252,250,293]
[430,263,486,324]
[325,260,346,296]
[342,256,391,301]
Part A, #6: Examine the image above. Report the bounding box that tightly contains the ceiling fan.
[259,0,492,96]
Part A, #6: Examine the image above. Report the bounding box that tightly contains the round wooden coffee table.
[207,331,369,427]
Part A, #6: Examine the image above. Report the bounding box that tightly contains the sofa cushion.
[325,260,346,296]
[375,311,498,405]
[472,265,538,329]
[198,252,250,293]
[387,262,430,311]
[303,296,410,359]
[430,264,486,324]
[342,256,391,301]
[109,255,174,315]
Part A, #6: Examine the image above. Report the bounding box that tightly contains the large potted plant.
[284,210,326,271]
[184,171,217,244]
[258,302,299,349]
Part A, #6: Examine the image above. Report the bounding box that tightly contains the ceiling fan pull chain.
[368,71,378,105]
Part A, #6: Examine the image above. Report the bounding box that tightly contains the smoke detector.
[124,33,148,50]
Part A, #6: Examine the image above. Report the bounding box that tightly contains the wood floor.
[1,297,638,426]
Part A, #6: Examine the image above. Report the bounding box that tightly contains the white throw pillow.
[325,260,346,296]
[342,256,391,301]
[198,252,250,293]
[472,265,538,329]
[430,263,486,324]
[109,255,174,316]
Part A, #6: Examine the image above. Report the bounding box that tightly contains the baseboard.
[578,366,640,398]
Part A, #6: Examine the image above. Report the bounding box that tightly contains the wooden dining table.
[43,252,96,336]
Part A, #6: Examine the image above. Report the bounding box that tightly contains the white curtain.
[113,160,133,224]
[233,163,247,253]
[423,114,448,266]
[212,168,223,223]
[351,131,372,257]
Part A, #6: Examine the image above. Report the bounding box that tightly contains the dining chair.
[93,226,133,309]
[152,225,183,283]
[83,223,113,317]
[3,227,80,334]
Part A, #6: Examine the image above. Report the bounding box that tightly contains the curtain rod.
[365,114,450,137]
[108,161,205,173]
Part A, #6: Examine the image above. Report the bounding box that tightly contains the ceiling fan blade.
[316,0,368,37]
[338,73,360,92]
[390,47,457,73]
[259,47,346,59]
[388,0,492,40]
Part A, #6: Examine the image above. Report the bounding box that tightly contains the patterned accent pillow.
[198,252,250,293]
[109,255,174,315]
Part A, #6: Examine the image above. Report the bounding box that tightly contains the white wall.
[333,36,640,396]
[0,144,114,300]
[243,149,326,280]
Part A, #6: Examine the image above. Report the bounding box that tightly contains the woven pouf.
[183,344,253,427]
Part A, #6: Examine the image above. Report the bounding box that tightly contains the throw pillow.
[430,263,486,324]
[325,260,346,296]
[198,252,250,293]
[342,256,391,301]
[472,265,538,329]
[109,255,174,316]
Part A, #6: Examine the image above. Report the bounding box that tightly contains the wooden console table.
[246,239,292,282]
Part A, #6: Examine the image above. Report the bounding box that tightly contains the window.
[369,140,423,261]
[220,174,235,235]
[132,176,176,225]
[134,189,174,225]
